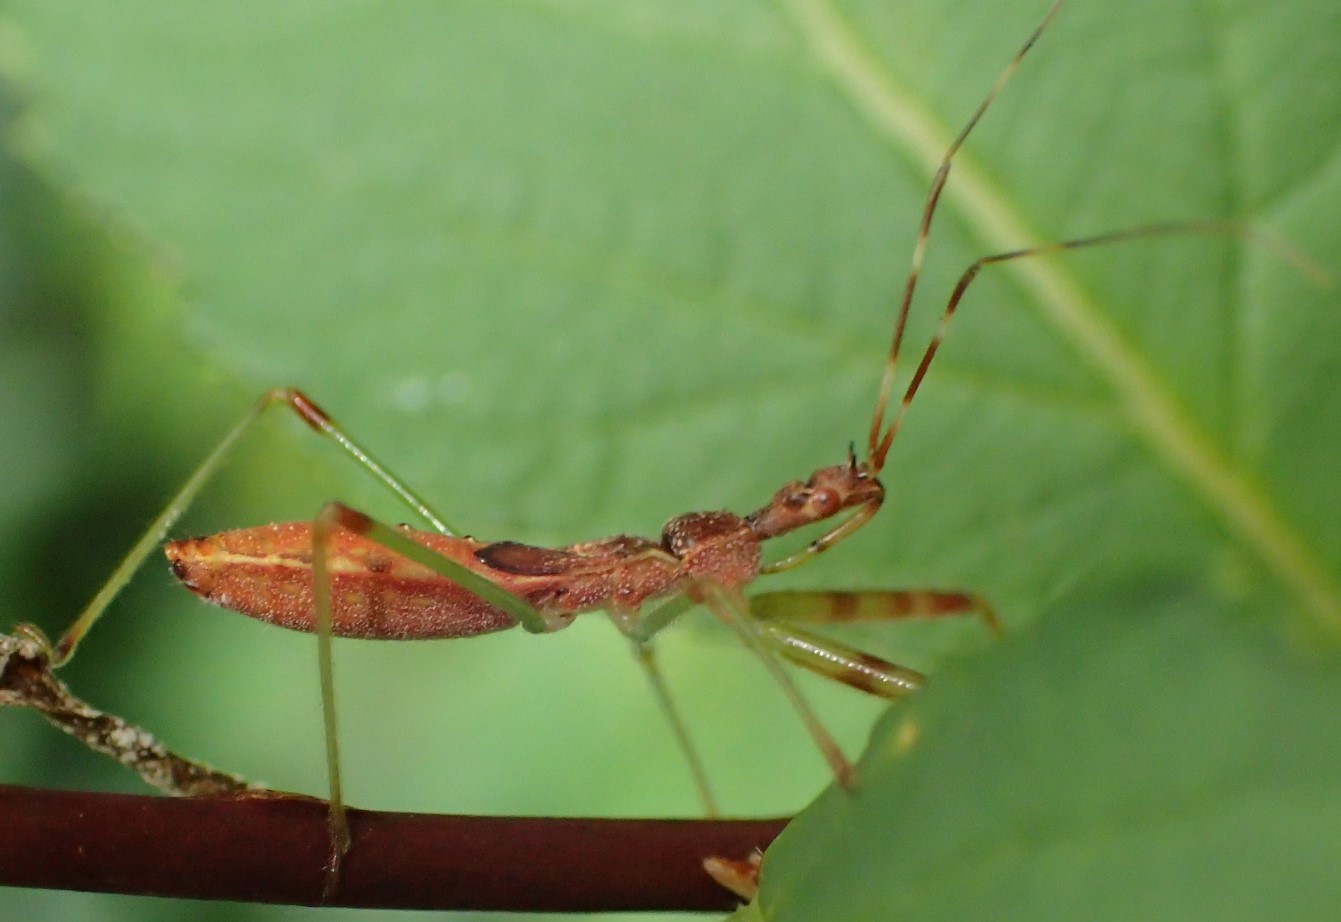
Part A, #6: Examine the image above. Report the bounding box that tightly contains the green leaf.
[762,585,1341,920]
[1,0,1337,919]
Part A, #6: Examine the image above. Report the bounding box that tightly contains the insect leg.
[755,623,924,700]
[40,387,455,666]
[697,583,856,789]
[751,588,1000,634]
[703,848,763,902]
[746,589,999,699]
[633,640,720,816]
[608,597,719,816]
[308,501,559,890]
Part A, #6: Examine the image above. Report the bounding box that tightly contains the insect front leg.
[751,588,1001,635]
[28,387,455,667]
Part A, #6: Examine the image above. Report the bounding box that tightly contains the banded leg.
[42,387,455,666]
[751,588,1000,634]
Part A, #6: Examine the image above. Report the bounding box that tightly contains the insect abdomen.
[165,522,520,640]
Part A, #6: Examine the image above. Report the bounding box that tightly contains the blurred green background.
[1,1,1338,920]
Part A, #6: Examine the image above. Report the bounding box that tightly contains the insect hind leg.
[307,500,558,897]
[42,387,456,667]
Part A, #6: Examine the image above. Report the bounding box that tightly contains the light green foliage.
[0,0,1337,919]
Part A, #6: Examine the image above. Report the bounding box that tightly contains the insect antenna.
[866,0,1068,475]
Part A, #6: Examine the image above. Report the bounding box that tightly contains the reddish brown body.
[165,461,880,641]
[167,514,762,640]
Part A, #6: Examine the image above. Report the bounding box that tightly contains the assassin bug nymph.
[19,0,1277,879]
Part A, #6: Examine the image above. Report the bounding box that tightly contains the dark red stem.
[0,784,785,911]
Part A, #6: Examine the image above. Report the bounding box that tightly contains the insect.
[14,0,1291,891]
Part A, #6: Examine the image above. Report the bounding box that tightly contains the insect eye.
[811,488,840,516]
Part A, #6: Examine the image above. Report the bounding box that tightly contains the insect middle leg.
[750,589,1000,699]
[683,587,1000,789]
